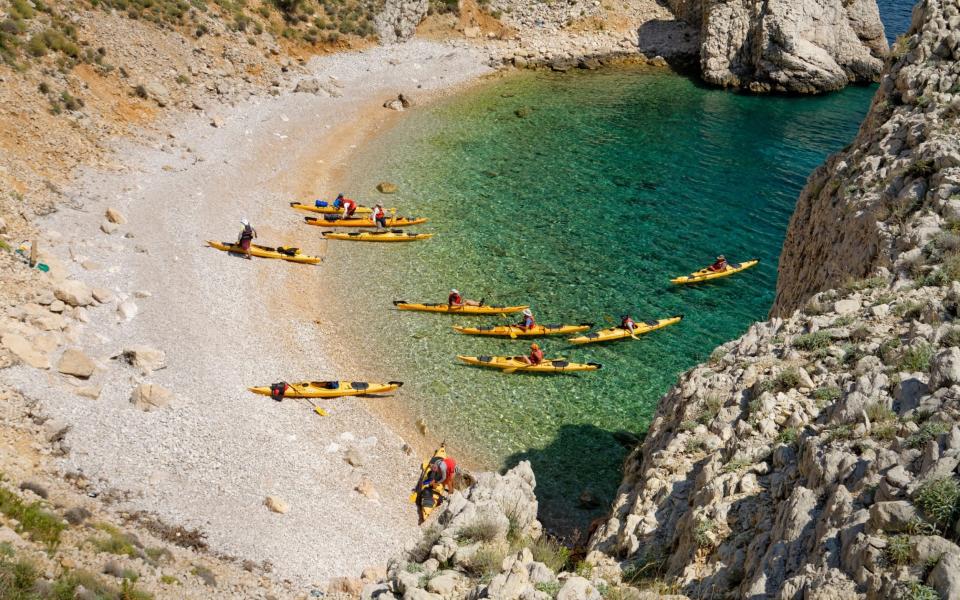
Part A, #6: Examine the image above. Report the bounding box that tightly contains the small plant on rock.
[528,535,570,572]
[721,458,752,474]
[794,331,832,352]
[813,386,842,405]
[901,582,941,600]
[914,476,960,535]
[942,327,960,348]
[898,343,933,373]
[693,518,717,549]
[906,420,951,449]
[777,427,799,445]
[885,534,911,566]
[457,515,502,544]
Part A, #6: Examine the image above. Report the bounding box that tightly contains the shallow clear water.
[322,4,916,534]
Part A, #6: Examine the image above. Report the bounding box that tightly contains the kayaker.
[448,289,482,308]
[517,308,536,331]
[332,193,345,208]
[237,218,257,260]
[620,315,636,334]
[372,203,387,230]
[519,342,544,365]
[423,455,459,492]
[340,195,358,219]
[708,255,728,272]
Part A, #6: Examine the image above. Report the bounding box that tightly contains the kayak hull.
[393,301,529,315]
[671,259,759,284]
[305,216,428,227]
[453,323,592,337]
[290,201,375,215]
[323,231,433,242]
[456,355,601,373]
[248,380,403,398]
[207,240,322,264]
[412,446,448,523]
[569,315,684,344]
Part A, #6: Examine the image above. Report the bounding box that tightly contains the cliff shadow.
[636,19,701,76]
[502,423,643,544]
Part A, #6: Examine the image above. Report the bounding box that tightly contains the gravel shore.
[1,40,494,586]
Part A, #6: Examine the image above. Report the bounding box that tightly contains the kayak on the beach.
[322,230,433,242]
[452,323,593,337]
[671,259,759,284]
[248,380,403,398]
[304,215,428,227]
[569,315,684,344]
[457,355,602,373]
[393,301,529,315]
[206,240,322,264]
[290,201,379,215]
[410,444,448,523]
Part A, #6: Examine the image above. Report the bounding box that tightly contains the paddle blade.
[314,407,328,417]
[408,491,417,504]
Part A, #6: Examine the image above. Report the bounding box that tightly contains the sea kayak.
[452,323,592,337]
[410,444,448,523]
[569,315,684,345]
[304,215,428,228]
[206,240,322,265]
[290,201,377,215]
[457,355,602,373]
[671,259,759,284]
[393,301,529,315]
[248,380,403,398]
[322,231,433,242]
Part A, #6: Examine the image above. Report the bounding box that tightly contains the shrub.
[0,485,65,549]
[942,327,960,348]
[457,515,502,544]
[697,394,724,425]
[684,437,707,454]
[865,403,896,424]
[826,424,855,442]
[850,325,871,342]
[901,582,941,600]
[842,276,887,293]
[693,519,716,548]
[761,367,801,394]
[708,347,726,366]
[885,534,911,565]
[832,315,855,328]
[721,458,752,473]
[794,331,832,352]
[528,535,570,572]
[898,344,934,373]
[906,159,936,179]
[777,427,799,445]
[90,523,141,558]
[914,477,960,534]
[895,301,924,320]
[813,386,842,404]
[463,543,508,580]
[133,84,148,98]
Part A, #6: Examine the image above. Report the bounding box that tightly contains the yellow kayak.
[248,380,402,398]
[322,231,433,242]
[393,301,529,315]
[569,315,684,345]
[409,444,448,523]
[457,355,602,373]
[671,259,759,284]
[290,201,377,215]
[452,323,592,337]
[304,216,428,228]
[206,240,322,265]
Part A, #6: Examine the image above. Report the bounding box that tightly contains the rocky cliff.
[375,0,428,43]
[585,0,960,598]
[667,0,889,92]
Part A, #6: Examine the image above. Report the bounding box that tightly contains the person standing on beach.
[237,219,256,260]
[372,203,387,230]
[339,194,358,220]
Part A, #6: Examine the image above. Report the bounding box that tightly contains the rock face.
[374,0,428,44]
[586,2,960,597]
[668,0,888,93]
[773,0,960,314]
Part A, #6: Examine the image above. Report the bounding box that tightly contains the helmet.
[450,289,459,295]
[240,218,249,227]
[522,309,533,317]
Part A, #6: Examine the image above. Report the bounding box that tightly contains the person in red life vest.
[424,455,460,492]
[517,308,536,330]
[336,194,358,219]
[708,255,728,272]
[520,342,544,365]
[620,314,636,334]
[237,218,257,260]
[372,203,387,230]
[447,288,482,308]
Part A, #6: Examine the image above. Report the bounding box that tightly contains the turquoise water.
[320,67,877,534]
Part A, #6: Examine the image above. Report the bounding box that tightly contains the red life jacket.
[520,314,535,329]
[342,198,357,211]
[448,292,463,305]
[441,457,457,486]
[372,207,385,220]
[621,317,635,329]
[530,347,544,364]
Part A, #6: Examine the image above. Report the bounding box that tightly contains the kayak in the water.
[452,323,592,338]
[304,215,428,227]
[322,230,433,242]
[248,380,403,398]
[206,240,322,264]
[290,201,377,215]
[456,355,602,373]
[569,315,684,344]
[393,301,529,315]
[671,259,759,284]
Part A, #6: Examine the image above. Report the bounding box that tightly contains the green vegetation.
[90,523,142,558]
[813,386,842,404]
[528,535,570,572]
[697,394,724,425]
[721,458,752,474]
[777,427,799,445]
[885,534,911,566]
[693,518,717,549]
[826,423,855,442]
[894,300,924,320]
[842,276,887,293]
[457,515,502,544]
[759,367,802,394]
[0,552,153,600]
[0,485,65,549]
[793,331,832,352]
[906,420,951,449]
[942,327,960,348]
[906,159,936,179]
[914,477,960,535]
[902,582,941,600]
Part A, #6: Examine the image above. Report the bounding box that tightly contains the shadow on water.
[503,423,642,542]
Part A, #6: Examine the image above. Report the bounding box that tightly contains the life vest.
[621,317,635,329]
[240,225,254,242]
[269,382,288,401]
[342,198,356,211]
[441,457,457,486]
[448,292,462,305]
[372,207,385,220]
[520,315,535,329]
[530,347,544,364]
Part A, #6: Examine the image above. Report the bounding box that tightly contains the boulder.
[129,384,172,411]
[54,280,93,307]
[1,334,50,369]
[345,447,365,467]
[140,80,170,107]
[355,477,379,499]
[43,419,70,443]
[328,577,363,596]
[91,288,114,304]
[122,345,166,374]
[930,347,960,390]
[105,208,126,224]
[398,93,413,108]
[264,496,288,514]
[117,301,139,322]
[928,552,960,600]
[558,576,601,600]
[834,299,861,315]
[867,501,919,534]
[383,99,404,111]
[377,182,398,194]
[373,0,428,43]
[425,574,457,596]
[100,221,118,234]
[57,348,96,379]
[294,78,324,95]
